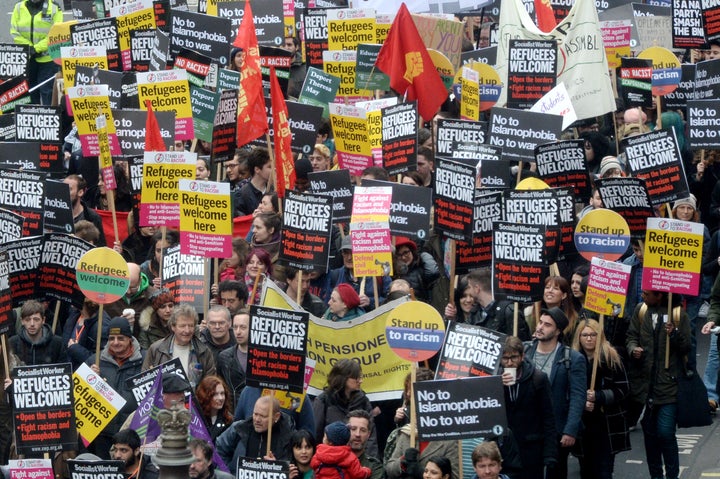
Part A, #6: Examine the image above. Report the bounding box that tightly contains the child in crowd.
[312,421,371,479]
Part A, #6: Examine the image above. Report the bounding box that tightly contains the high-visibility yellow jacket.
[10,0,63,63]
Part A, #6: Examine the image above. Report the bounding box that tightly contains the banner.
[261,281,411,401]
[246,305,308,392]
[642,217,704,295]
[308,170,353,223]
[492,222,547,303]
[414,377,506,441]
[2,236,42,306]
[137,69,194,140]
[380,101,417,176]
[507,39,556,109]
[72,363,127,445]
[584,257,631,317]
[280,190,333,271]
[535,140,591,203]
[433,158,475,242]
[179,180,232,257]
[162,243,205,311]
[13,364,76,455]
[350,186,393,277]
[140,150,196,227]
[0,169,46,237]
[596,177,655,240]
[487,107,562,162]
[436,322,506,379]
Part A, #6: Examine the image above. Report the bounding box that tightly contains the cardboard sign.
[574,209,631,262]
[507,39,556,110]
[323,51,372,102]
[487,107,562,162]
[2,236,42,306]
[328,103,372,175]
[584,257,631,317]
[596,177,655,240]
[280,190,333,271]
[688,99,720,149]
[70,18,121,71]
[112,108,175,156]
[308,170,353,223]
[642,217,704,295]
[169,10,232,67]
[162,243,205,311]
[75,247,131,304]
[492,221,547,303]
[13,364,76,455]
[363,179,432,241]
[247,305,308,392]
[0,45,28,81]
[535,140,591,203]
[350,186,393,277]
[433,158,475,242]
[436,321,506,379]
[619,57,653,108]
[435,118,487,160]
[8,459,53,479]
[140,150,196,227]
[72,363,127,445]
[414,377,506,441]
[38,233,93,308]
[137,69,193,139]
[385,301,445,361]
[298,67,340,118]
[178,180,232,257]
[43,180,74,234]
[380,101,417,176]
[623,129,689,205]
[456,190,503,274]
[0,169,46,237]
[67,459,124,479]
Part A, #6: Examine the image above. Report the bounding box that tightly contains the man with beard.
[10,300,66,365]
[111,429,159,479]
[348,410,383,479]
[64,174,106,246]
[189,438,233,479]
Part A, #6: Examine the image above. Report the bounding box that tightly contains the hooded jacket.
[312,444,371,479]
[10,323,67,366]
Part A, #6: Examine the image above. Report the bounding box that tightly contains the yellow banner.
[72,363,126,445]
[60,46,109,88]
[262,281,410,401]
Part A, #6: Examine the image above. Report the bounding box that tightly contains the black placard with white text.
[507,39,557,109]
[37,233,93,307]
[620,57,653,108]
[434,158,475,242]
[71,18,121,71]
[0,169,46,237]
[363,179,432,241]
[211,89,238,164]
[0,44,28,81]
[2,236,42,306]
[280,191,333,271]
[308,170,353,223]
[170,10,232,67]
[113,109,175,156]
[436,321,506,379]
[381,101,417,176]
[487,107,561,162]
[43,180,74,235]
[435,118,487,160]
[535,140,591,203]
[456,190,503,273]
[0,251,12,335]
[492,222,547,303]
[596,177,654,240]
[687,99,720,149]
[67,459,124,479]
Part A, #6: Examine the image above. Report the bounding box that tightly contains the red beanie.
[336,283,360,310]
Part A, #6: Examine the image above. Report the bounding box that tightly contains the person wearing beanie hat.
[394,236,440,302]
[324,284,365,322]
[312,421,371,479]
[294,158,313,192]
[598,156,623,178]
[138,289,175,350]
[672,194,698,221]
[229,47,244,72]
[85,315,145,459]
[523,306,586,479]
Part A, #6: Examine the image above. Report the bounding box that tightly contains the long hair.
[544,276,578,337]
[195,375,233,424]
[290,429,316,467]
[572,318,623,371]
[247,247,274,277]
[325,359,362,397]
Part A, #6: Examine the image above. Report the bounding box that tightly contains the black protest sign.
[170,10,232,67]
[535,140,591,202]
[162,243,205,311]
[280,191,333,272]
[2,236,42,306]
[12,363,76,455]
[363,179,433,241]
[664,63,695,115]
[0,169,45,237]
[556,186,578,260]
[237,458,290,479]
[174,48,213,87]
[672,0,704,48]
[380,102,417,176]
[0,114,16,141]
[113,109,175,156]
[487,107,561,162]
[0,75,31,114]
[75,66,124,109]
[125,358,186,404]
[507,39,557,109]
[131,29,155,72]
[623,129,689,205]
[456,190,503,274]
[15,105,64,176]
[0,208,23,244]
[703,0,720,42]
[694,58,720,100]
[476,146,510,188]
[596,177,654,240]
[212,89,238,164]
[128,156,142,220]
[150,29,170,71]
[461,47,497,70]
[688,99,720,149]
[72,1,95,21]
[43,180,74,235]
[434,158,475,242]
[436,118,487,160]
[240,0,286,47]
[0,251,11,335]
[414,377,506,441]
[620,57,653,108]
[308,170,353,223]
[71,18,121,71]
[287,101,323,155]
[38,233,93,307]
[121,71,139,109]
[502,189,561,264]
[247,305,308,393]
[67,459,124,479]
[303,8,332,69]
[0,44,28,81]
[0,142,41,172]
[493,221,548,303]
[436,321,506,379]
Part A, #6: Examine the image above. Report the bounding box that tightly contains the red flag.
[270,67,295,198]
[534,0,557,33]
[144,100,166,152]
[375,3,447,120]
[234,2,268,147]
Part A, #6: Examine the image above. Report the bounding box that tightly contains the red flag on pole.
[144,100,166,152]
[375,3,447,120]
[269,67,295,198]
[234,1,268,147]
[534,0,557,33]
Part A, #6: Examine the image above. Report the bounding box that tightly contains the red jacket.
[311,444,371,479]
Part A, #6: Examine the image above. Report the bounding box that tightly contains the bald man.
[105,262,156,326]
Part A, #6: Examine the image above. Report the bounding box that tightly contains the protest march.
[2,0,720,477]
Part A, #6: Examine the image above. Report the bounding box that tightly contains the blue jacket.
[524,341,586,438]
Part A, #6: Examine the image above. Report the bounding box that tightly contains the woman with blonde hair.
[571,319,630,479]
